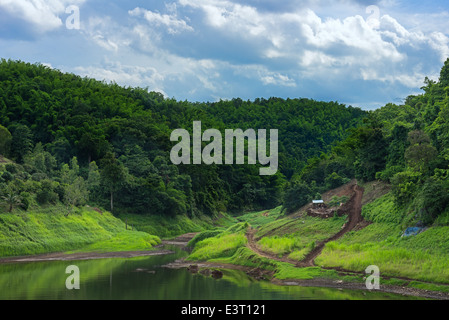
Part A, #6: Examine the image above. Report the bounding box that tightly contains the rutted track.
[246,184,366,267]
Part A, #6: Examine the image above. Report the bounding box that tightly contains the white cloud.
[0,0,85,32]
[428,32,449,63]
[74,61,166,95]
[129,7,193,34]
[13,0,444,108]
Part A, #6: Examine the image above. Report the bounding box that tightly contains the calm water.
[0,245,418,300]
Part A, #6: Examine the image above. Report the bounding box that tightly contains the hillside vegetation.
[0,206,160,257]
[186,59,449,293]
[0,58,366,218]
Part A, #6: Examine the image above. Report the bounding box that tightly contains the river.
[0,244,421,300]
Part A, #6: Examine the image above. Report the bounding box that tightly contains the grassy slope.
[0,206,160,257]
[316,191,449,284]
[118,212,236,238]
[186,182,449,293]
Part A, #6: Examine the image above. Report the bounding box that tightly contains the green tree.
[1,184,23,213]
[439,58,449,88]
[405,130,437,173]
[100,152,126,213]
[353,121,388,182]
[64,176,89,216]
[0,125,12,157]
[282,181,314,214]
[10,124,33,163]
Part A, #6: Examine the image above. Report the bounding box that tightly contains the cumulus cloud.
[0,0,85,33]
[175,0,449,89]
[129,7,193,34]
[7,0,446,108]
[73,61,166,95]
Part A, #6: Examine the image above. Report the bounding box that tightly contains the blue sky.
[1,0,449,110]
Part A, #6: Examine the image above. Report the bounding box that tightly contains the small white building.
[312,200,325,208]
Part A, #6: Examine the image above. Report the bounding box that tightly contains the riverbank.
[0,249,174,263]
[0,206,161,258]
[0,232,199,264]
[162,256,449,300]
[182,184,449,300]
[2,230,448,300]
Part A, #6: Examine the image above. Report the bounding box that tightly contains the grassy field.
[0,205,161,257]
[255,215,346,260]
[316,192,449,284]
[187,222,249,261]
[186,194,449,293]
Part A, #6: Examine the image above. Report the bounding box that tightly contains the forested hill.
[286,58,449,227]
[0,59,366,216]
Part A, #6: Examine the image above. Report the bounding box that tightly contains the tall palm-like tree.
[2,192,23,213]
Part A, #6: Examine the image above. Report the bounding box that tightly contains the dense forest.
[0,59,365,217]
[2,58,448,227]
[286,59,449,226]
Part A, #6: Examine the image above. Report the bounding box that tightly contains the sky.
[1,0,449,110]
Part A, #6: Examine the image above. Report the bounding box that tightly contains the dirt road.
[297,184,365,266]
[245,184,366,267]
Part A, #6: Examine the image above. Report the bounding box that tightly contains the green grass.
[210,246,279,271]
[71,231,161,253]
[314,192,449,284]
[256,215,346,239]
[184,188,449,293]
[254,215,346,260]
[117,212,235,238]
[211,247,338,281]
[362,192,404,224]
[0,205,160,257]
[187,222,249,261]
[188,233,248,261]
[274,264,337,280]
[235,206,284,227]
[316,241,449,283]
[258,235,300,256]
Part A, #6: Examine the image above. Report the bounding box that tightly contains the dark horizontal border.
[2,299,445,319]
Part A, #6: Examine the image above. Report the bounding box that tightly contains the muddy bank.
[272,279,449,301]
[0,249,175,263]
[0,233,199,264]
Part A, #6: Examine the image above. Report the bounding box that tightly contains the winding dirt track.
[246,184,365,267]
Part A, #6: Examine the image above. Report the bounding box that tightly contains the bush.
[328,195,349,207]
[1,171,13,183]
[416,177,449,225]
[36,180,58,205]
[282,181,314,214]
[5,164,17,174]
[19,192,32,211]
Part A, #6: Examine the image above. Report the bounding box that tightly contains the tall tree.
[100,152,126,213]
[10,124,33,163]
[0,125,12,157]
[405,130,437,173]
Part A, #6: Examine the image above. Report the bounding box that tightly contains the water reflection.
[0,246,419,300]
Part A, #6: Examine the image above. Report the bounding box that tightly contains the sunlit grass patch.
[316,241,449,284]
[188,233,248,261]
[236,206,283,227]
[258,235,303,257]
[72,231,161,253]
